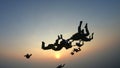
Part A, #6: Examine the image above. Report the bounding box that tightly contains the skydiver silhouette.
[56,64,65,68]
[41,35,72,51]
[67,21,93,42]
[24,53,32,59]
[71,52,74,55]
[41,35,63,51]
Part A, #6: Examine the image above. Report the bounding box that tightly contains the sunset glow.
[0,0,120,68]
[55,53,61,59]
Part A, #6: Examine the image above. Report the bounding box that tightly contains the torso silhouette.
[69,33,81,40]
[60,39,72,49]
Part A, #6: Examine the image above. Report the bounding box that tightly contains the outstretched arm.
[41,41,53,50]
[30,54,32,56]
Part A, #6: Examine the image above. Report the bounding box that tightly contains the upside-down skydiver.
[67,21,83,42]
[67,21,94,42]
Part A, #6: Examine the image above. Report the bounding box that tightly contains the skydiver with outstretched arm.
[41,34,73,51]
[41,35,66,51]
[41,35,62,51]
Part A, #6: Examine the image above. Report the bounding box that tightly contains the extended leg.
[78,21,83,33]
[84,23,90,36]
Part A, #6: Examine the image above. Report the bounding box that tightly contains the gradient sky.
[0,0,120,68]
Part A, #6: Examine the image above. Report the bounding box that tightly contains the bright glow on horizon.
[55,53,61,59]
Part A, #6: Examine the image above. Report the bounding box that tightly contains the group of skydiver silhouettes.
[24,21,94,68]
[41,21,94,55]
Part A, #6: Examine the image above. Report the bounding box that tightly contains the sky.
[0,0,120,68]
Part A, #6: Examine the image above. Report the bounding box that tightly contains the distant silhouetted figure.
[56,64,65,68]
[71,52,74,55]
[24,53,32,59]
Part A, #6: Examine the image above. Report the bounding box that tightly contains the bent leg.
[54,35,60,45]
